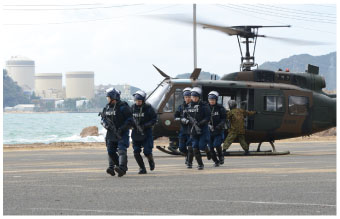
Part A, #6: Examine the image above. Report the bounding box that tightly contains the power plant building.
[66,71,94,99]
[35,73,63,99]
[6,56,35,92]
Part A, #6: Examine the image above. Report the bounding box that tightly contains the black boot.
[204,147,212,160]
[106,153,118,176]
[184,152,188,165]
[187,146,194,169]
[194,148,204,170]
[114,150,128,177]
[210,148,220,167]
[146,154,155,171]
[216,146,224,165]
[134,152,147,174]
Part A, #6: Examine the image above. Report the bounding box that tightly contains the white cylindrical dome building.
[65,71,94,99]
[6,55,35,92]
[35,73,63,99]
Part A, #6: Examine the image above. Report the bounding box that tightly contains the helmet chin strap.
[110,99,117,105]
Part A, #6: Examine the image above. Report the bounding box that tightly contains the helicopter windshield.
[146,81,170,111]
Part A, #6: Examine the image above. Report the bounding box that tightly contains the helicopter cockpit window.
[174,88,184,112]
[264,96,284,112]
[289,96,309,116]
[163,94,174,112]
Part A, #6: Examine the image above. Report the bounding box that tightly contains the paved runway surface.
[3,141,336,215]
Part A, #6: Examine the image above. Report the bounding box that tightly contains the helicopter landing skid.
[156,146,182,155]
[156,145,290,156]
[223,150,290,156]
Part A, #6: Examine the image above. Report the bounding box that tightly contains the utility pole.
[193,4,197,69]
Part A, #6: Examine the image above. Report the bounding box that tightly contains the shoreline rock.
[80,126,99,138]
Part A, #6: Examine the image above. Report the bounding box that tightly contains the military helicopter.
[144,20,336,156]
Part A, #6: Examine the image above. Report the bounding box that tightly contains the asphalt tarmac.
[3,141,336,215]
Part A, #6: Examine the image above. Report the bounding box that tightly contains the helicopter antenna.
[190,68,201,80]
[152,64,171,79]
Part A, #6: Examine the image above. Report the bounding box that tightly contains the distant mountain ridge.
[259,52,336,90]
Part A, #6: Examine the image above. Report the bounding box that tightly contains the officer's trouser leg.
[204,146,212,160]
[145,154,155,171]
[108,153,119,168]
[114,150,128,177]
[193,148,204,170]
[106,140,119,176]
[216,146,224,165]
[210,147,219,167]
[134,152,147,174]
[238,135,249,154]
[107,154,118,176]
[179,137,189,165]
[187,146,194,168]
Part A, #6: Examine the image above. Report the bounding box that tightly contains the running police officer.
[223,99,256,155]
[207,91,226,167]
[100,88,133,177]
[186,87,212,170]
[174,87,193,168]
[131,90,157,174]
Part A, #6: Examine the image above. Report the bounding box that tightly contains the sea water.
[3,113,106,145]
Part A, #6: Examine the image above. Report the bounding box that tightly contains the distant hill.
[3,69,30,107]
[259,52,336,90]
[175,71,220,80]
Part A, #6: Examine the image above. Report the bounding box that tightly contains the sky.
[2,0,338,92]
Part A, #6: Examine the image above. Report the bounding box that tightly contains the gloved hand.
[215,124,224,131]
[101,119,109,130]
[181,118,189,125]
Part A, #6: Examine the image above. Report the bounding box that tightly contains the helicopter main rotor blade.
[265,36,330,46]
[143,14,246,36]
[201,23,244,36]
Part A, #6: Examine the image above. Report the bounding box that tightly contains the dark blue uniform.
[187,100,211,150]
[131,103,157,155]
[208,103,226,148]
[175,101,194,167]
[102,100,133,173]
[174,102,192,153]
[186,100,211,169]
[208,103,226,166]
[131,102,157,173]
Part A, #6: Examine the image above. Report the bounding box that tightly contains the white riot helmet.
[133,90,147,101]
[191,87,202,97]
[208,91,219,100]
[183,87,192,97]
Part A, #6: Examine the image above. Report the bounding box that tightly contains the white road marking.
[177,199,336,207]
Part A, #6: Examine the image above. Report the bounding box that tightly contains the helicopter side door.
[253,88,285,134]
